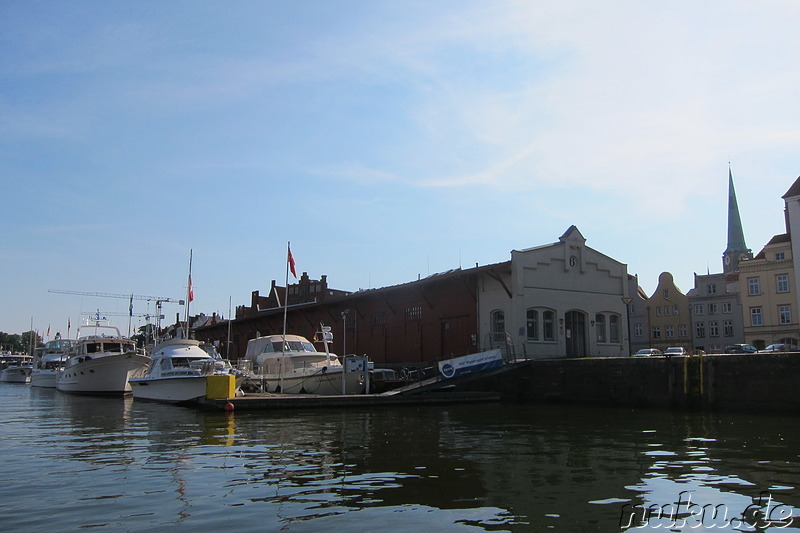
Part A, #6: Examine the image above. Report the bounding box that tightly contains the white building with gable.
[478,226,631,359]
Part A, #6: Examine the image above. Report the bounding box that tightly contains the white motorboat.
[129,337,241,404]
[30,338,74,388]
[242,329,365,395]
[0,354,34,384]
[56,321,150,395]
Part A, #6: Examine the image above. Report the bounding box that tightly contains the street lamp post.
[341,309,350,356]
[622,297,633,356]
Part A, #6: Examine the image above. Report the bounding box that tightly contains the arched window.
[542,310,556,341]
[595,314,606,342]
[526,309,539,340]
[528,308,556,342]
[609,314,620,343]
[491,310,505,343]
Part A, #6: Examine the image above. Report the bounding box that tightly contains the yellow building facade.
[646,272,691,353]
[739,235,798,348]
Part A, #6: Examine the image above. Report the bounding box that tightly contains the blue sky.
[2,1,800,337]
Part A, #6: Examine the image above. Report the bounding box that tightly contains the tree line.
[0,331,42,354]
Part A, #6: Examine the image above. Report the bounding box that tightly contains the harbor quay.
[453,352,800,412]
[199,351,800,412]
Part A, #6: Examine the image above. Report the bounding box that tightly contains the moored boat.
[31,338,74,388]
[56,321,150,395]
[0,354,34,384]
[129,337,241,404]
[242,328,365,395]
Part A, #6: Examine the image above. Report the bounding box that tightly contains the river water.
[1,384,799,532]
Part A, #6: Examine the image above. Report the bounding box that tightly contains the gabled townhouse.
[646,272,691,353]
[688,271,744,353]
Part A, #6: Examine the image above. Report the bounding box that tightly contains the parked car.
[632,348,662,357]
[664,347,690,356]
[723,344,758,354]
[757,344,800,353]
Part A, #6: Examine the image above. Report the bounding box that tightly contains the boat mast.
[226,296,232,360]
[185,249,193,339]
[280,242,291,392]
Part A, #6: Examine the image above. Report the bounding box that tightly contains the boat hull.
[30,369,57,388]
[130,376,207,404]
[0,366,32,384]
[56,353,151,395]
[261,369,365,395]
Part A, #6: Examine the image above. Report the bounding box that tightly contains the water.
[1,385,799,532]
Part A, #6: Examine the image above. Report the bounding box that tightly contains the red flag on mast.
[188,274,194,302]
[288,246,297,279]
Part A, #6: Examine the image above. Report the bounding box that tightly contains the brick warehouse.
[193,263,510,366]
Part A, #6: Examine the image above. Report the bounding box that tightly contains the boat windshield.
[164,357,206,369]
[46,340,73,352]
[85,342,134,354]
[262,340,315,354]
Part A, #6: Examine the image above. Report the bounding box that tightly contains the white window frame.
[595,313,607,343]
[748,277,761,296]
[723,320,733,337]
[696,322,705,338]
[777,274,790,294]
[779,305,792,325]
[751,307,763,327]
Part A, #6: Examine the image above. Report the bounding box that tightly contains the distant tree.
[0,331,40,354]
[21,331,42,355]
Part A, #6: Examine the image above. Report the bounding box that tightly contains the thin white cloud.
[300,1,800,206]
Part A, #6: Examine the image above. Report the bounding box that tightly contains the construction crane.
[80,311,158,319]
[48,289,184,305]
[49,289,185,337]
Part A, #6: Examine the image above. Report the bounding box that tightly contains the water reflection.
[2,385,800,531]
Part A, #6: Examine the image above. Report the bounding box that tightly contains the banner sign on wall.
[438,349,503,379]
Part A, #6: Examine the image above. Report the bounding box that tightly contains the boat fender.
[224,401,235,412]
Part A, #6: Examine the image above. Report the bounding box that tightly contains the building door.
[440,320,451,358]
[565,311,586,357]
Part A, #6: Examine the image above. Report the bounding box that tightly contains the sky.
[2,0,800,337]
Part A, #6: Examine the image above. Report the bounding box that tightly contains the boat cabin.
[78,339,136,355]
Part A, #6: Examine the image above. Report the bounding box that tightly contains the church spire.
[723,164,751,273]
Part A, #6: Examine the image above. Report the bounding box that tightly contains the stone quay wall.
[459,354,800,412]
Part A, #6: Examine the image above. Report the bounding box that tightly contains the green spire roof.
[725,166,749,255]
